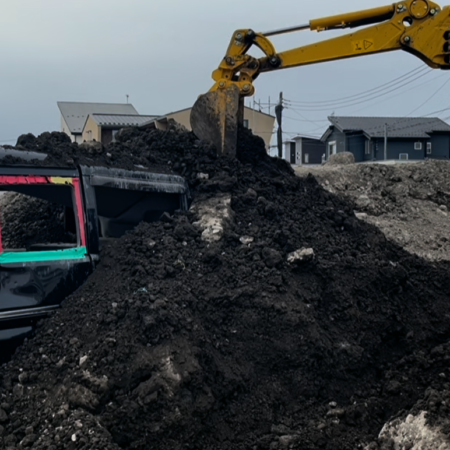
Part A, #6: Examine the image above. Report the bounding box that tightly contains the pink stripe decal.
[72,178,87,247]
[0,176,50,185]
[0,208,3,252]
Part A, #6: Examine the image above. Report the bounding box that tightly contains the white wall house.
[141,106,276,150]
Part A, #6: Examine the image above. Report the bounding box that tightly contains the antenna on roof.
[126,94,129,104]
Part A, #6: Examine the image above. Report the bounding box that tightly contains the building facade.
[284,136,326,165]
[59,101,275,149]
[58,102,139,143]
[142,106,275,149]
[82,114,157,144]
[321,116,450,162]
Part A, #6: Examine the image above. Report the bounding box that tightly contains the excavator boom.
[191,0,450,157]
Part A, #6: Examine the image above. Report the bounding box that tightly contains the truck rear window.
[0,176,87,263]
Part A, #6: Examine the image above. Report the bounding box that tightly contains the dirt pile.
[9,125,216,181]
[296,161,450,261]
[1,129,450,449]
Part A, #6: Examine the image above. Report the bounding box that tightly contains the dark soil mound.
[9,126,217,179]
[0,128,450,449]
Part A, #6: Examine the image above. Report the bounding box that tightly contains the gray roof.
[326,116,450,139]
[90,114,158,127]
[58,102,139,134]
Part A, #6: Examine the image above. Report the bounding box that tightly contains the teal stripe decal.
[0,247,88,264]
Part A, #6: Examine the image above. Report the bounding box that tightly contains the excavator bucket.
[190,84,241,157]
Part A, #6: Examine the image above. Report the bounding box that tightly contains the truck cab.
[0,163,189,358]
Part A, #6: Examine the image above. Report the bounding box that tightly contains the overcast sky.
[1,0,449,148]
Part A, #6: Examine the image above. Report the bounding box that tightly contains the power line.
[283,68,433,112]
[284,66,426,106]
[284,70,447,119]
[283,130,318,134]
[285,107,329,125]
[298,124,329,135]
[423,107,450,116]
[277,72,449,143]
[283,115,328,123]
[348,71,448,115]
[283,66,429,108]
[406,77,450,116]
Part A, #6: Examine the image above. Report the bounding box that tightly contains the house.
[82,114,158,145]
[58,102,140,143]
[321,116,450,162]
[60,101,275,148]
[283,136,326,165]
[141,106,276,149]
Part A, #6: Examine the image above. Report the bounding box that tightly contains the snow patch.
[372,411,450,450]
[192,194,232,242]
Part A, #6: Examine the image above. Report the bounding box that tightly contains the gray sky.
[1,0,449,147]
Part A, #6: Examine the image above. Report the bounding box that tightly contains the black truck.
[0,161,189,355]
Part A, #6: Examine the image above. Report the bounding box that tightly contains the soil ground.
[0,132,450,449]
[296,160,450,262]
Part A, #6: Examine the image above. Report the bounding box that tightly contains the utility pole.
[275,92,284,158]
[384,123,388,161]
[126,94,129,104]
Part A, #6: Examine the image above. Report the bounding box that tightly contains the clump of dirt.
[1,128,450,449]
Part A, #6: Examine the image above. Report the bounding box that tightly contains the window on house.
[414,142,422,150]
[399,153,409,160]
[243,119,249,128]
[304,153,309,164]
[427,142,432,154]
[328,141,337,155]
[365,140,372,155]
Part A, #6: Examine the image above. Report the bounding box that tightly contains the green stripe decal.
[0,247,88,264]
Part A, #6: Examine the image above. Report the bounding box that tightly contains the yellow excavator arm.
[191,0,450,156]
